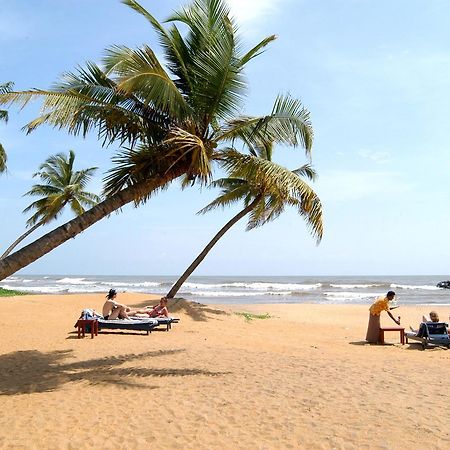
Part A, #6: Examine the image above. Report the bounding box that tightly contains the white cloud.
[358,149,391,164]
[316,170,414,202]
[226,0,286,24]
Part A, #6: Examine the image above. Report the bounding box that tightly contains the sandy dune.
[1,292,450,449]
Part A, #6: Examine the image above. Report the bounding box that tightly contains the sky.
[1,0,450,277]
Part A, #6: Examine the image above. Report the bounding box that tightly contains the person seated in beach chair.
[405,315,450,348]
[102,289,132,320]
[409,311,441,334]
[422,311,440,323]
[129,297,169,318]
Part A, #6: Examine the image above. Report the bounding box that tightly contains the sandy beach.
[1,293,450,450]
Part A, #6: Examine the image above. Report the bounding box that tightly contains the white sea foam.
[324,292,378,300]
[192,290,296,297]
[184,282,321,291]
[98,281,161,288]
[56,277,91,285]
[330,284,379,289]
[193,291,262,297]
[1,284,67,293]
[390,284,440,291]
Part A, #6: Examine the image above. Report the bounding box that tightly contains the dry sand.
[1,292,450,449]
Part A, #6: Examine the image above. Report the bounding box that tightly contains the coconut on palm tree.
[166,144,323,298]
[0,0,315,280]
[0,82,13,174]
[1,150,100,259]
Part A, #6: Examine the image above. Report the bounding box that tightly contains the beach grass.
[234,311,273,322]
[0,287,27,297]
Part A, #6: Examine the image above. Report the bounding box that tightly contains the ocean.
[1,274,450,306]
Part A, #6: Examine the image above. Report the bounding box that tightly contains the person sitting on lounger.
[129,297,169,318]
[423,311,440,323]
[148,297,169,317]
[410,311,441,334]
[102,289,132,320]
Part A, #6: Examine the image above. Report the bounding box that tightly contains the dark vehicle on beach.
[436,281,450,289]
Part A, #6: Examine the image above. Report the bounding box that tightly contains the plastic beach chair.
[405,322,450,349]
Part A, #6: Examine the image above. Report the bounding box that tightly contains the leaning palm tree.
[0,82,13,173]
[0,0,314,280]
[166,147,323,298]
[1,150,100,259]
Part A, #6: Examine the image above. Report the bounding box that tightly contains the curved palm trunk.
[166,195,262,298]
[1,221,44,259]
[0,169,186,281]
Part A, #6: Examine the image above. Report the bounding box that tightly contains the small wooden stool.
[379,327,405,345]
[76,319,98,339]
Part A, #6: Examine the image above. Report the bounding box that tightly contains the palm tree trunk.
[1,221,44,259]
[166,195,262,299]
[0,170,186,281]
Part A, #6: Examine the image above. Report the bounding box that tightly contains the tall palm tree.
[166,147,323,298]
[0,82,13,173]
[1,150,100,259]
[0,0,314,281]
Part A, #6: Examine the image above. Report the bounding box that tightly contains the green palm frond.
[103,45,192,120]
[0,64,171,147]
[170,0,246,122]
[197,178,251,214]
[0,82,14,95]
[213,149,323,241]
[23,151,99,227]
[217,94,314,156]
[293,164,317,181]
[0,143,7,173]
[164,128,213,182]
[23,184,61,198]
[103,144,176,200]
[0,82,13,174]
[103,146,156,195]
[121,0,193,93]
[239,35,277,66]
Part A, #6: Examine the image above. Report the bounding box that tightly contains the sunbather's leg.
[127,308,152,316]
[109,306,126,320]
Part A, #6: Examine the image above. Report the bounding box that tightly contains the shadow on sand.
[130,297,228,322]
[349,340,405,347]
[0,348,229,396]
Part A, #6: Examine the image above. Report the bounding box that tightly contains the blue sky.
[1,0,450,276]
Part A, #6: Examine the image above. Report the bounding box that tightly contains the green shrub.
[0,287,28,297]
[234,312,272,322]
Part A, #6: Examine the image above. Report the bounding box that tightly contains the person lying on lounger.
[129,297,169,318]
[102,289,132,320]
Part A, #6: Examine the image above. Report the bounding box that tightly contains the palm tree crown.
[203,150,323,241]
[1,150,100,259]
[23,150,100,226]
